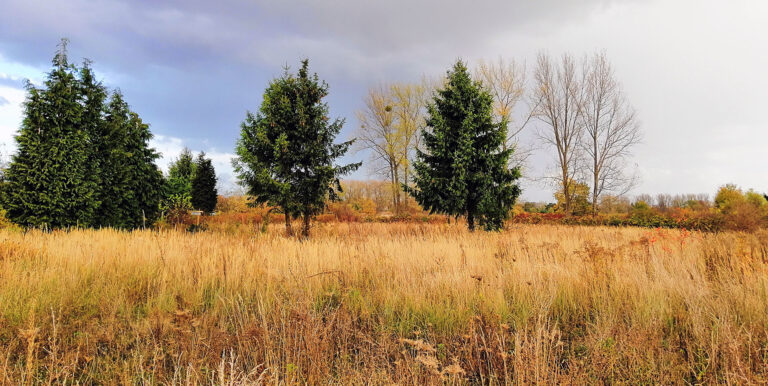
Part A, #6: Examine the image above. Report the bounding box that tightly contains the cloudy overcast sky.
[0,0,766,201]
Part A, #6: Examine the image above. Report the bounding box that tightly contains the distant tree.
[554,179,591,215]
[407,60,521,231]
[714,184,745,212]
[234,59,360,237]
[3,41,99,228]
[474,57,535,169]
[164,147,196,201]
[580,52,641,215]
[390,82,429,192]
[356,85,402,212]
[191,152,218,212]
[533,53,585,215]
[355,82,429,214]
[169,147,196,181]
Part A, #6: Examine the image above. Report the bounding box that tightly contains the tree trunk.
[284,212,293,236]
[562,165,571,215]
[393,165,401,214]
[593,171,599,216]
[390,160,398,214]
[301,213,311,238]
[593,136,599,216]
[467,212,476,232]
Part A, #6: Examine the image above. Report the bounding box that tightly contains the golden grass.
[0,223,766,384]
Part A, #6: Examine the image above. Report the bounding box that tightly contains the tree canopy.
[191,152,218,213]
[2,40,163,229]
[407,60,521,231]
[234,59,360,237]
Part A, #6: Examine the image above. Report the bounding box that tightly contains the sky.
[0,0,766,201]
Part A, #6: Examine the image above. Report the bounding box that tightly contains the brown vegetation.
[0,223,766,383]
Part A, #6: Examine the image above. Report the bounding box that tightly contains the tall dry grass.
[0,223,766,384]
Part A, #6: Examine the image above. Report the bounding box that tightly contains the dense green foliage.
[2,41,163,229]
[191,152,218,212]
[164,147,196,202]
[3,48,99,227]
[234,59,360,237]
[407,61,521,231]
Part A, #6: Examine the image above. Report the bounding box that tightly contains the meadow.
[0,223,766,384]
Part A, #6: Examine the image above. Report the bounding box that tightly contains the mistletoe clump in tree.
[406,60,521,231]
[234,59,360,237]
[191,152,218,213]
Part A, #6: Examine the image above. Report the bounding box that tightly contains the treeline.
[513,184,768,232]
[353,53,641,218]
[232,60,520,234]
[2,40,763,235]
[0,41,218,229]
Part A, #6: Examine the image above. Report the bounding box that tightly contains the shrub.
[160,194,193,226]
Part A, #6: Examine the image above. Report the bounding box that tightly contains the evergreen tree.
[191,152,218,212]
[122,108,164,227]
[3,41,99,228]
[97,91,132,227]
[234,59,360,237]
[79,60,108,223]
[165,147,196,199]
[406,60,521,231]
[3,40,164,229]
[169,147,196,181]
[96,91,164,228]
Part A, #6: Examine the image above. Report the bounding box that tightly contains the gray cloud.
[0,74,25,89]
[0,0,766,200]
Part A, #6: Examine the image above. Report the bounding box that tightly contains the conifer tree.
[122,108,164,227]
[3,40,164,229]
[407,60,521,231]
[97,91,132,227]
[234,59,360,237]
[191,152,218,212]
[3,41,99,228]
[96,91,164,228]
[165,147,196,200]
[79,60,108,223]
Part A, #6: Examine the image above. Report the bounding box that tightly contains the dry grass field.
[0,223,767,384]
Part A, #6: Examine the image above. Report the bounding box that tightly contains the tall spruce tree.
[95,91,164,228]
[3,41,99,228]
[191,152,218,212]
[234,59,360,237]
[3,40,164,229]
[79,61,108,222]
[407,60,521,231]
[122,108,164,228]
[97,91,132,227]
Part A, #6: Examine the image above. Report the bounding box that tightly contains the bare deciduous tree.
[475,58,535,169]
[580,52,641,215]
[356,82,429,213]
[533,53,585,214]
[391,82,428,191]
[356,85,404,212]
